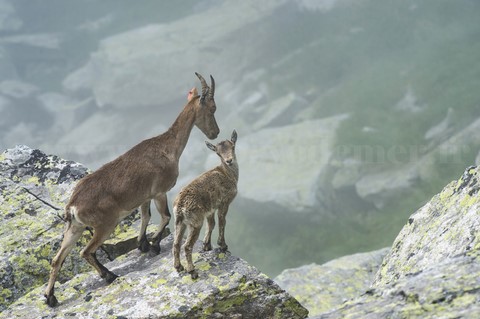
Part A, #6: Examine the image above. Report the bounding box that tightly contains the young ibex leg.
[45,222,85,307]
[217,207,229,252]
[81,224,118,283]
[138,201,151,252]
[173,217,186,272]
[202,213,215,251]
[184,225,201,279]
[150,193,171,255]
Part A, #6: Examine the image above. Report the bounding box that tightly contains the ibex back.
[44,72,219,307]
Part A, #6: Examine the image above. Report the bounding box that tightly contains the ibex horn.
[195,72,209,99]
[209,75,215,98]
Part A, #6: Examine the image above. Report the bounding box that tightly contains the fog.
[1,0,480,276]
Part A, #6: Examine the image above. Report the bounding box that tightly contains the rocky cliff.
[0,146,308,318]
[276,165,480,318]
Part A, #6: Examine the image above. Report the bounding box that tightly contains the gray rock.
[234,115,349,213]
[64,0,287,108]
[394,86,425,113]
[310,166,480,318]
[2,235,308,319]
[0,0,22,31]
[0,33,61,49]
[424,107,454,141]
[0,80,38,99]
[275,248,389,317]
[353,116,480,209]
[374,165,480,286]
[355,166,418,209]
[314,254,480,318]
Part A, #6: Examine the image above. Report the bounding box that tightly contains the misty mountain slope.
[1,0,479,276]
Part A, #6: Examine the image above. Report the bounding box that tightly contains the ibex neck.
[222,162,239,183]
[167,103,196,160]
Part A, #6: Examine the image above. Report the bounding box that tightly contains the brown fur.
[44,73,219,307]
[173,130,238,279]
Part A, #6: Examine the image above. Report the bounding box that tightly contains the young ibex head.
[193,72,219,140]
[206,130,237,167]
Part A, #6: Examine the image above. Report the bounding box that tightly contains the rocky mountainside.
[3,235,307,319]
[1,0,480,276]
[276,165,480,318]
[0,145,307,318]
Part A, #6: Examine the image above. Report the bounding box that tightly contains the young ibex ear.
[231,130,237,144]
[205,141,217,152]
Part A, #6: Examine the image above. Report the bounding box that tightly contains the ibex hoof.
[105,272,118,284]
[219,245,228,253]
[202,243,212,251]
[45,294,58,308]
[189,270,199,280]
[149,244,161,256]
[175,264,184,272]
[138,238,151,253]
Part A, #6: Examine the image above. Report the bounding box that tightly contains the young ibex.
[173,130,238,279]
[44,73,220,307]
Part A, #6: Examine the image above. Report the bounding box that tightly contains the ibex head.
[193,72,219,140]
[206,130,237,167]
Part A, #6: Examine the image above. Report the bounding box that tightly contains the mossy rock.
[375,165,480,286]
[0,146,144,310]
[2,235,308,319]
[310,166,480,318]
[275,248,389,316]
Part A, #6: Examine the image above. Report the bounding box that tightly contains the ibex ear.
[231,130,237,144]
[187,87,198,102]
[205,141,216,152]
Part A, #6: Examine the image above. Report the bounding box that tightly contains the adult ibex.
[173,130,238,279]
[44,73,219,307]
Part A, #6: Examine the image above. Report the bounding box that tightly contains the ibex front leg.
[138,201,151,253]
[202,213,215,251]
[150,193,171,255]
[217,206,229,252]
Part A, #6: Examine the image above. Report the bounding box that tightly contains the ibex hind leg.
[173,218,186,272]
[184,225,201,279]
[45,221,85,307]
[150,193,171,256]
[81,224,118,283]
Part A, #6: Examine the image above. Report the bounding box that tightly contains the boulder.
[275,248,389,317]
[310,165,480,318]
[233,115,349,213]
[0,0,22,32]
[2,235,308,319]
[63,0,288,108]
[0,146,143,310]
[353,116,480,209]
[374,165,480,286]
